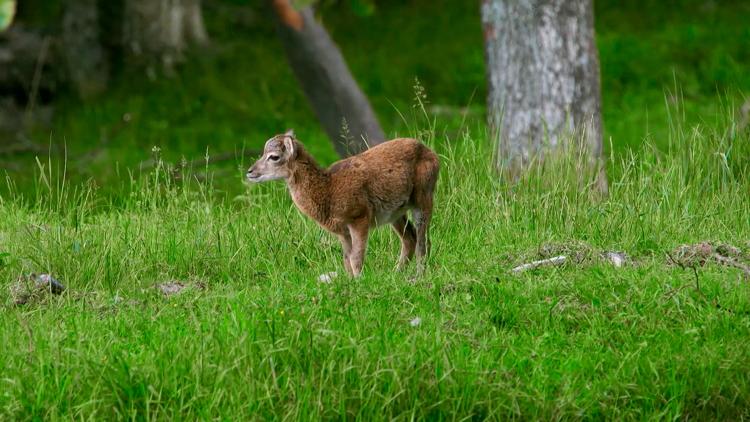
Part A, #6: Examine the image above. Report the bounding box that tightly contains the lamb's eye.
[268,155,280,162]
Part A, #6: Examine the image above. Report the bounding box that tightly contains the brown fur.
[247,130,439,276]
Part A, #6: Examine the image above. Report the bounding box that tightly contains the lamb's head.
[246,129,297,183]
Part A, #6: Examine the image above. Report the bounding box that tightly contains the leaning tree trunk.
[124,0,208,73]
[271,0,385,156]
[481,0,608,193]
[62,0,109,98]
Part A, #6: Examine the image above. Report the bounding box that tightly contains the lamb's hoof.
[396,257,414,271]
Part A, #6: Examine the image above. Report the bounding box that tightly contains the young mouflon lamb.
[246,130,439,277]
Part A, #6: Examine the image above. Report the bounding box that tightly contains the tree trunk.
[62,0,109,98]
[481,0,608,193]
[123,0,208,73]
[271,0,385,156]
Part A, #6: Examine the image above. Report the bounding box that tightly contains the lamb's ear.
[283,132,295,157]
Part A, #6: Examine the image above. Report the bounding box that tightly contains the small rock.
[33,273,65,294]
[603,251,628,267]
[318,272,338,284]
[671,242,714,266]
[9,273,65,306]
[410,317,422,327]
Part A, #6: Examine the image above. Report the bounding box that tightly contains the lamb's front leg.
[347,218,370,277]
[337,233,353,275]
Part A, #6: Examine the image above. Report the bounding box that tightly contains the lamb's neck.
[286,150,331,224]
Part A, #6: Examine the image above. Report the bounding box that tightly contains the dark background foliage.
[2,0,749,194]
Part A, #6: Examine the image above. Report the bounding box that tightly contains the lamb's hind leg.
[391,216,416,269]
[413,200,433,262]
[413,151,439,273]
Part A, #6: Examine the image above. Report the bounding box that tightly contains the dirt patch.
[9,273,66,306]
[514,240,749,276]
[668,242,749,278]
[156,281,186,296]
[155,280,206,297]
[669,242,715,267]
[513,241,631,273]
[537,241,596,264]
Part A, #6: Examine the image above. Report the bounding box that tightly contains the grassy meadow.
[1,112,750,419]
[2,0,750,419]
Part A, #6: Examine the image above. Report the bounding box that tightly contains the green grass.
[1,110,749,419]
[2,1,750,418]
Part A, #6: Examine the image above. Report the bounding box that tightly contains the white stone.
[318,272,338,283]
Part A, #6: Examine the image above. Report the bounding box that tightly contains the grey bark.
[62,0,108,98]
[481,0,608,193]
[273,3,385,156]
[124,0,209,72]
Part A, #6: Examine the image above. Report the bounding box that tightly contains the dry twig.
[512,255,567,273]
